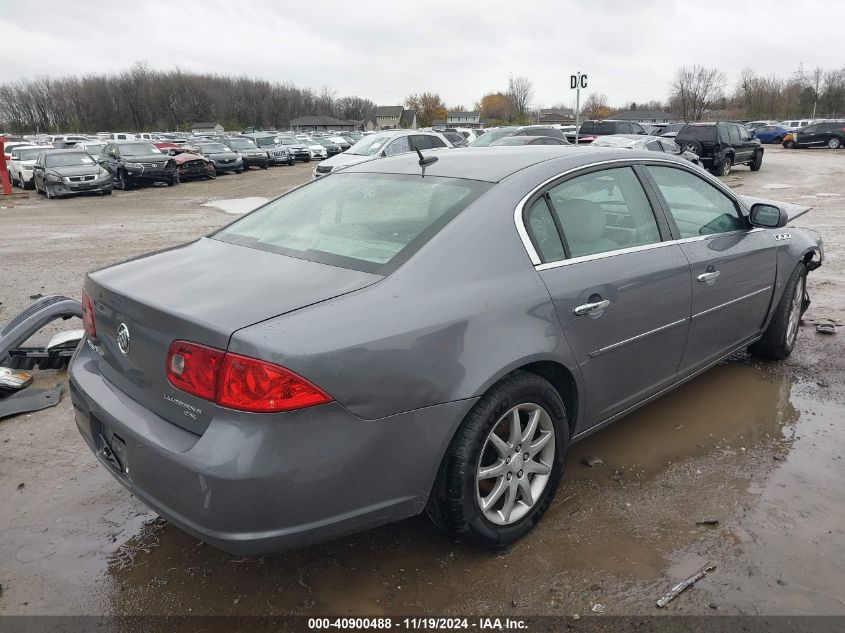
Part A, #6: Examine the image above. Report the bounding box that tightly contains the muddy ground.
[0,148,844,618]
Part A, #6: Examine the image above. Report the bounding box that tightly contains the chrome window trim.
[535,228,765,272]
[589,318,688,359]
[691,286,772,320]
[514,157,753,267]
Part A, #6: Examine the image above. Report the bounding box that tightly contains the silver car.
[70,147,822,554]
[312,129,452,178]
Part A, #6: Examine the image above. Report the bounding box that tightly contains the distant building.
[365,106,417,130]
[192,122,223,135]
[447,111,481,128]
[538,108,576,124]
[431,119,447,128]
[613,110,680,124]
[289,115,355,131]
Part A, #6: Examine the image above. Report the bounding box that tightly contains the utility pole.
[571,71,588,144]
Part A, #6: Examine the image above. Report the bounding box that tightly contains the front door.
[643,165,777,376]
[527,165,691,428]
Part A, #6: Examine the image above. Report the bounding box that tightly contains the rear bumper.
[68,342,474,555]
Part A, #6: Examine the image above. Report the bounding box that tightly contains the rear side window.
[525,197,565,263]
[215,173,490,273]
[646,166,744,238]
[533,167,661,260]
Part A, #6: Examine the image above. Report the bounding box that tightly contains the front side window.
[215,173,490,273]
[646,166,744,238]
[532,167,661,259]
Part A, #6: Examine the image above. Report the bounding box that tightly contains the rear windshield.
[214,173,490,274]
[468,128,516,147]
[578,122,619,135]
[678,125,717,140]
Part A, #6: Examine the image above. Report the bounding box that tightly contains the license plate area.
[98,425,129,477]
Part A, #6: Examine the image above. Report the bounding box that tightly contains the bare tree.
[507,75,534,116]
[670,65,726,121]
[582,92,609,119]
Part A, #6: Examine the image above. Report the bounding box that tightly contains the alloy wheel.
[786,274,804,346]
[475,403,556,526]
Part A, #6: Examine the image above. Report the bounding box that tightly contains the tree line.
[2,62,844,135]
[0,62,375,134]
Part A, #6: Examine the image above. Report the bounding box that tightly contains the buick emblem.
[116,323,131,356]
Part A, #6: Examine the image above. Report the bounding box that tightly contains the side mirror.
[750,203,788,229]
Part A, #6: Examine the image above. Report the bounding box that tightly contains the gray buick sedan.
[70,147,823,554]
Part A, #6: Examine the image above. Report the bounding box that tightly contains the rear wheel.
[682,140,703,155]
[750,150,763,172]
[714,155,732,176]
[427,370,568,548]
[749,262,807,360]
[828,137,842,149]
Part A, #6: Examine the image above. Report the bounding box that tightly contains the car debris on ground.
[656,562,717,608]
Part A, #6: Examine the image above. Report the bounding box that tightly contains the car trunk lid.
[85,237,381,434]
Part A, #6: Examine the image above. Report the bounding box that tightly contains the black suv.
[675,122,763,176]
[567,120,648,143]
[99,141,179,189]
[788,121,845,149]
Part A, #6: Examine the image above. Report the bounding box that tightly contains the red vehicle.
[154,143,215,181]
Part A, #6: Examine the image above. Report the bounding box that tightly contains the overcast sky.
[2,0,843,110]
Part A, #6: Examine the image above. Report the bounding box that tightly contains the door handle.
[573,299,610,317]
[697,270,721,285]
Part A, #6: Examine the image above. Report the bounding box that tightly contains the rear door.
[527,164,691,428]
[735,124,757,162]
[643,164,776,376]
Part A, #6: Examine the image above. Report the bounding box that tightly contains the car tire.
[103,188,112,195]
[749,262,808,360]
[288,159,295,166]
[783,140,795,149]
[167,173,180,186]
[236,168,244,174]
[713,155,732,176]
[750,150,763,172]
[303,156,311,163]
[261,163,269,170]
[427,370,569,548]
[117,170,132,190]
[828,137,842,149]
[45,184,54,199]
[682,140,703,155]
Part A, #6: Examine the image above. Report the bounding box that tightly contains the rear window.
[578,122,620,135]
[677,125,716,140]
[214,173,491,274]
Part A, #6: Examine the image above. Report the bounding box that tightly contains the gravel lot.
[1,148,844,617]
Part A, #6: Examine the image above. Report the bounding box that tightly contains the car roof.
[343,146,673,183]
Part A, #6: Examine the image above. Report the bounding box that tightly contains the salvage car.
[313,129,451,178]
[33,149,113,197]
[789,120,845,149]
[196,142,243,174]
[242,134,296,166]
[70,146,822,554]
[223,137,270,169]
[675,122,763,176]
[99,141,179,189]
[589,134,701,164]
[8,145,45,189]
[155,144,216,181]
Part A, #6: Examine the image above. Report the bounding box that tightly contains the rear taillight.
[167,341,224,401]
[165,341,332,413]
[82,290,96,338]
[218,353,332,412]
